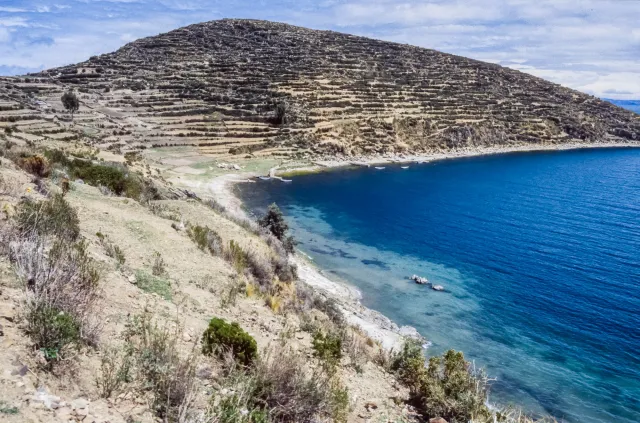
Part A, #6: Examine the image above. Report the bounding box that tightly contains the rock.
[431,285,444,291]
[128,275,136,284]
[0,323,3,336]
[32,386,61,409]
[232,164,241,170]
[411,274,429,284]
[364,402,378,411]
[71,398,89,410]
[429,418,448,423]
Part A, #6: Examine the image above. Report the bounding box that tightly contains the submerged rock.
[411,274,429,284]
[432,285,445,291]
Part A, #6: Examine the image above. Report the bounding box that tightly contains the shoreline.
[205,141,639,350]
[275,141,640,177]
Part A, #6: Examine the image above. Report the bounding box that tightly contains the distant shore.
[205,141,639,349]
[275,141,640,177]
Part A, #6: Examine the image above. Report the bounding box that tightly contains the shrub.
[151,251,166,276]
[29,305,81,360]
[122,313,198,421]
[202,317,257,366]
[312,330,343,366]
[211,347,349,423]
[391,340,491,423]
[272,255,297,283]
[96,232,125,265]
[258,203,289,241]
[16,194,80,241]
[12,237,100,365]
[96,345,132,398]
[187,224,223,255]
[43,148,70,166]
[224,240,247,273]
[18,155,51,177]
[135,270,172,301]
[69,159,157,201]
[245,249,274,286]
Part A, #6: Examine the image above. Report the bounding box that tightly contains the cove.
[236,148,640,423]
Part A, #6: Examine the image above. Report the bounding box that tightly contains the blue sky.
[1,0,639,99]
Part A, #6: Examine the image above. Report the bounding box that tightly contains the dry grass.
[122,311,199,422]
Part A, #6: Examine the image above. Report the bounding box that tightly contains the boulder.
[411,274,429,284]
[429,418,448,423]
[432,284,445,291]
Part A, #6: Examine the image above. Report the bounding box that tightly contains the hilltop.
[0,18,638,165]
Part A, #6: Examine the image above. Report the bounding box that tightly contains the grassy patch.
[0,401,19,415]
[135,270,172,301]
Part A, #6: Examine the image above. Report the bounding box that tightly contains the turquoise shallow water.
[236,148,640,423]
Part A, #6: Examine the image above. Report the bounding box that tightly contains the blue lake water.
[607,99,640,114]
[236,148,640,423]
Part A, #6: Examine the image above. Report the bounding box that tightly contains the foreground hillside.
[0,130,558,423]
[0,19,638,167]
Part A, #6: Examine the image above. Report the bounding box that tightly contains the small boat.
[401,166,410,169]
[281,179,292,183]
[257,176,271,181]
[374,166,386,170]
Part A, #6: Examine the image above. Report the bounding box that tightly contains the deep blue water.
[236,148,640,423]
[607,99,640,114]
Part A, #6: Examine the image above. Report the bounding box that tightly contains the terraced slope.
[1,19,638,160]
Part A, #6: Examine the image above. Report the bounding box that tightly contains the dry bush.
[342,328,369,372]
[210,347,349,423]
[96,344,132,398]
[16,194,80,241]
[152,251,166,276]
[11,237,101,362]
[187,224,223,256]
[18,155,51,178]
[122,312,198,422]
[96,232,125,266]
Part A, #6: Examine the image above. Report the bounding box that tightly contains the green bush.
[312,330,342,365]
[202,317,257,366]
[16,194,80,241]
[28,305,81,361]
[391,340,491,423]
[68,159,157,201]
[69,159,129,194]
[258,203,289,241]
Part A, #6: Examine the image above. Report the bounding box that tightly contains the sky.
[0,0,639,99]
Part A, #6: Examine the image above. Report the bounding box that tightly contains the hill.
[0,19,638,163]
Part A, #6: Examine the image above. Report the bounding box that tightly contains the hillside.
[0,18,638,164]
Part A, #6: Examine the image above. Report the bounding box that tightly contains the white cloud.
[0,7,29,12]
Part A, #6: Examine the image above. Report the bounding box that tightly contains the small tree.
[259,203,289,241]
[61,90,80,119]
